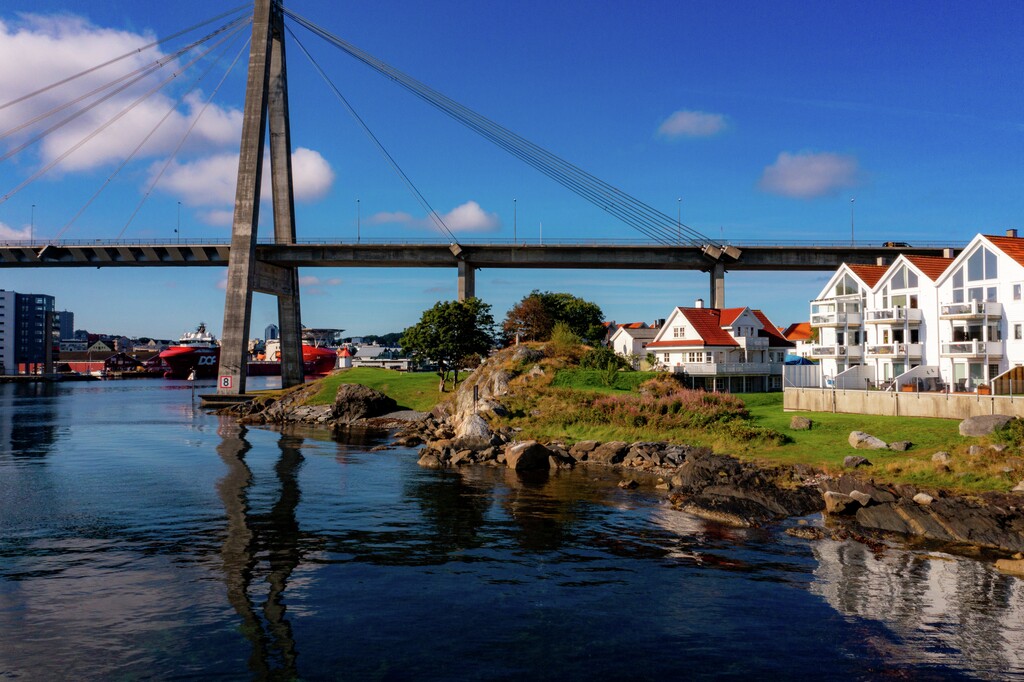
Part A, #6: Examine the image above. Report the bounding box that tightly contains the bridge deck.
[0,242,956,271]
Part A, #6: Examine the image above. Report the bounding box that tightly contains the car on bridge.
[883,241,911,248]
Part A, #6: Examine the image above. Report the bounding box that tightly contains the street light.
[513,198,517,243]
[30,204,35,243]
[677,197,681,245]
[356,198,361,243]
[850,197,855,246]
[176,201,181,243]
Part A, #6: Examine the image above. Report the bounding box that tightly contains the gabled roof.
[847,264,889,288]
[903,255,954,281]
[752,311,795,347]
[718,307,747,326]
[610,326,658,340]
[618,321,648,329]
[782,322,812,341]
[984,235,1024,268]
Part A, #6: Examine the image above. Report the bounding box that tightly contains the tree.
[502,291,604,345]
[400,297,495,390]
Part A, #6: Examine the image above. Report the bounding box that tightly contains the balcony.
[865,343,923,358]
[810,311,862,327]
[940,340,1004,358]
[864,308,923,325]
[809,345,863,359]
[939,301,1002,319]
[735,336,768,349]
[673,362,782,376]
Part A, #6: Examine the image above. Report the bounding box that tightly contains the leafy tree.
[503,291,604,344]
[579,346,628,370]
[400,297,495,390]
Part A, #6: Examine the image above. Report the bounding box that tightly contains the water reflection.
[0,383,61,458]
[811,540,1024,678]
[216,418,303,679]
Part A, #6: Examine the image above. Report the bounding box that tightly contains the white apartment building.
[637,303,793,392]
[808,230,1024,392]
[808,263,887,379]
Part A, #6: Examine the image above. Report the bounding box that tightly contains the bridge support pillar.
[457,261,476,301]
[710,262,725,309]
[218,0,303,395]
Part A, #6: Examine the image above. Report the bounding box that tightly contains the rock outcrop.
[959,414,1014,437]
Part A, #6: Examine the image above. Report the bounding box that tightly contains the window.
[1014,324,1022,341]
[672,326,686,339]
[1015,284,1022,301]
[686,351,704,363]
[663,353,670,363]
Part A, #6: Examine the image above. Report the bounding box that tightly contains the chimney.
[943,247,955,258]
[694,298,704,308]
[1007,228,1018,238]
[653,318,665,328]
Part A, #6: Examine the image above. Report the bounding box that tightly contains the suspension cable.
[287,27,459,243]
[0,14,251,158]
[0,3,252,112]
[283,6,716,247]
[115,34,252,241]
[0,20,249,206]
[54,28,250,241]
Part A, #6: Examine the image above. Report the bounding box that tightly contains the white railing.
[865,308,923,324]
[865,343,922,357]
[673,362,783,376]
[939,301,1002,317]
[735,336,768,349]
[810,345,863,358]
[940,340,1003,357]
[810,312,863,327]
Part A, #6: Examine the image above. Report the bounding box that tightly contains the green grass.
[306,368,443,412]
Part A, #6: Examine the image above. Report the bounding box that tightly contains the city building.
[14,291,55,373]
[265,323,280,341]
[54,310,74,341]
[636,302,793,392]
[0,290,14,374]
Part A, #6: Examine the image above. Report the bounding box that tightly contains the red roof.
[618,321,648,329]
[679,307,741,346]
[847,264,889,288]
[752,310,795,348]
[904,255,953,281]
[782,322,813,341]
[718,307,746,326]
[984,235,1024,268]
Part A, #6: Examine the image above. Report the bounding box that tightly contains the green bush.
[579,346,628,370]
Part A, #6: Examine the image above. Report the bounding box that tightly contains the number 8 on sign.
[220,376,232,389]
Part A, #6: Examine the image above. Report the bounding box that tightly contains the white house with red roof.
[864,254,953,384]
[608,323,658,368]
[809,263,888,379]
[806,229,1024,393]
[931,231,1024,391]
[639,303,793,391]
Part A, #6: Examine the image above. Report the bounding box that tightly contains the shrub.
[579,346,628,371]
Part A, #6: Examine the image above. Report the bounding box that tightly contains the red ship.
[160,323,339,379]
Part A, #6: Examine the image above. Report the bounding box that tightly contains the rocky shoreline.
[218,350,1024,576]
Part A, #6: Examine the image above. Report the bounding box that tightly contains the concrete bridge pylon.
[218,0,303,395]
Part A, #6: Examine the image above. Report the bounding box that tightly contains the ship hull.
[159,347,220,379]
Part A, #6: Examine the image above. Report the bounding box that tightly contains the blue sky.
[0,1,1022,340]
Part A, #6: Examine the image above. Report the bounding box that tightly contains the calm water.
[1,380,1023,680]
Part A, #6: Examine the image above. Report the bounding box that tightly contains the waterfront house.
[607,323,657,368]
[639,303,793,392]
[864,254,952,387]
[807,263,887,380]
[782,322,814,358]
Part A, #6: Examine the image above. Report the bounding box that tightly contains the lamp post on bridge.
[850,197,855,247]
[513,198,517,244]
[30,204,35,244]
[677,197,681,245]
[357,198,361,243]
[176,201,181,244]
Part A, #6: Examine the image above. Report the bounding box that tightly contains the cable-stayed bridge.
[0,1,957,394]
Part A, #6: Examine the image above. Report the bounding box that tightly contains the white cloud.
[656,110,727,138]
[440,200,499,232]
[0,15,244,172]
[0,221,31,240]
[155,147,335,208]
[199,209,234,226]
[758,151,859,199]
[299,275,341,287]
[368,211,415,225]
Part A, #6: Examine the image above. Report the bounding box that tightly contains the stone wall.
[784,387,1024,419]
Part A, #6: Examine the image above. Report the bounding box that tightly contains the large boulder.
[456,413,492,439]
[588,441,630,465]
[333,384,398,423]
[504,441,553,471]
[790,416,813,431]
[849,431,887,449]
[959,414,1014,437]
